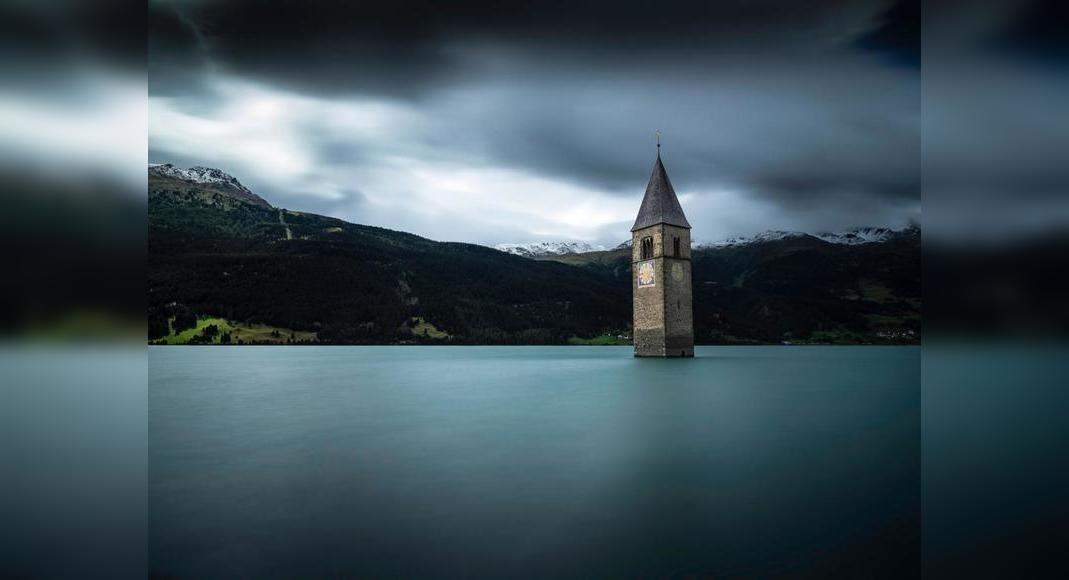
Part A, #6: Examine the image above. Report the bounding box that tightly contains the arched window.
[673,236,681,257]
[641,236,653,260]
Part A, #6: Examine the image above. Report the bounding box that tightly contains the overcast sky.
[149,0,922,246]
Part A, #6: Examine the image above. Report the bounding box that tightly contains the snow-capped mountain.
[495,241,606,258]
[700,230,809,248]
[814,227,897,245]
[498,227,908,258]
[149,163,270,207]
[698,227,909,249]
[150,163,254,193]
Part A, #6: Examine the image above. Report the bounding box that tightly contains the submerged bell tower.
[631,135,694,357]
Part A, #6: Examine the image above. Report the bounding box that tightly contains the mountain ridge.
[148,164,920,345]
[698,226,911,249]
[149,163,271,208]
[497,227,914,259]
[495,241,606,258]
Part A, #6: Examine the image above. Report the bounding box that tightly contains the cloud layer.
[149,0,921,245]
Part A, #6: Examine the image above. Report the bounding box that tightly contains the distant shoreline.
[148,341,921,347]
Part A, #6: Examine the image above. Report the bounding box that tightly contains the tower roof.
[631,153,691,231]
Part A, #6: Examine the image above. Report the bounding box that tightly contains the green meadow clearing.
[154,317,317,345]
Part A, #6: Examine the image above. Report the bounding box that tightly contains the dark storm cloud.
[150,0,924,242]
[151,0,906,98]
[149,2,215,97]
[853,0,920,66]
[413,51,919,206]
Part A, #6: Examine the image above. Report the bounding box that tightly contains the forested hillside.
[149,172,628,344]
[554,231,920,344]
[148,168,920,345]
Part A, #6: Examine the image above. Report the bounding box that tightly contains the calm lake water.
[149,345,919,578]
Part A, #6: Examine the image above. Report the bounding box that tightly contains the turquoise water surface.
[149,345,919,577]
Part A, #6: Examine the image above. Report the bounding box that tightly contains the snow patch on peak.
[495,241,605,258]
[696,227,907,249]
[699,230,808,248]
[814,227,896,245]
[149,163,253,195]
[149,163,272,208]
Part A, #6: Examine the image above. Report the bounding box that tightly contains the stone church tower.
[632,143,694,357]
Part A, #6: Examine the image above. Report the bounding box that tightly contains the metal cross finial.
[656,130,661,150]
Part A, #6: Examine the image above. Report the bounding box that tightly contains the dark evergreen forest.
[149,174,920,344]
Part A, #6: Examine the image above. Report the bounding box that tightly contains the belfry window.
[673,236,681,257]
[641,237,653,260]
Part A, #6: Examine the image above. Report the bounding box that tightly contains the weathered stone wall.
[662,224,691,260]
[632,225,691,261]
[663,267,694,356]
[632,223,664,356]
[632,224,693,357]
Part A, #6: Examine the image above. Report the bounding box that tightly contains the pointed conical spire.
[631,142,691,231]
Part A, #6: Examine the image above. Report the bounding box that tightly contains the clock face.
[672,262,684,282]
[637,261,656,287]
